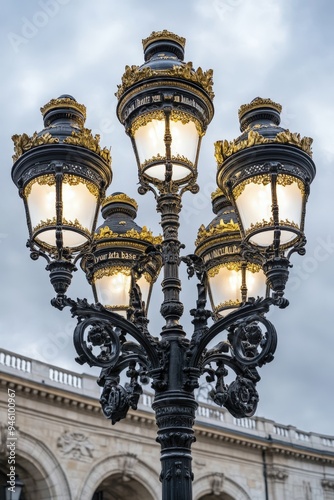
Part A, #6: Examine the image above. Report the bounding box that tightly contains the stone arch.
[79,453,160,500]
[193,473,252,500]
[15,431,72,500]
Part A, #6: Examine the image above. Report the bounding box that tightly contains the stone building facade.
[0,348,333,500]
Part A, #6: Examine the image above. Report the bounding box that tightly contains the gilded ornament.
[40,97,86,119]
[102,193,138,210]
[63,174,99,198]
[208,262,243,277]
[238,97,282,119]
[12,132,59,162]
[130,109,203,137]
[33,217,89,235]
[141,154,194,170]
[63,128,111,165]
[245,218,300,236]
[116,63,214,100]
[208,261,261,278]
[215,299,241,310]
[23,174,55,197]
[142,30,186,51]
[215,129,313,166]
[275,130,313,156]
[94,225,162,245]
[92,266,152,284]
[196,219,240,246]
[23,173,99,198]
[130,110,165,135]
[233,174,304,199]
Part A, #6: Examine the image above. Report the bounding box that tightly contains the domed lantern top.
[195,189,266,318]
[116,30,214,190]
[82,192,162,316]
[215,97,316,252]
[11,95,112,256]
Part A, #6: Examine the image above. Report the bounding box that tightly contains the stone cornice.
[0,372,156,427]
[1,371,334,464]
[195,423,334,464]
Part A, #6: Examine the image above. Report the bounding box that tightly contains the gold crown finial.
[238,97,282,120]
[142,30,186,51]
[102,193,138,211]
[40,95,87,120]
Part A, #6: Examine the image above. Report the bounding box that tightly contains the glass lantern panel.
[170,119,199,164]
[209,264,266,313]
[27,177,97,249]
[235,181,272,246]
[27,179,56,230]
[134,118,199,182]
[94,272,132,317]
[209,266,242,310]
[134,119,165,166]
[276,180,303,233]
[62,179,97,246]
[245,267,266,299]
[235,177,303,247]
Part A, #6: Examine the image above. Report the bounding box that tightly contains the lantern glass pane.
[62,180,97,242]
[209,264,266,312]
[235,182,272,246]
[27,177,98,248]
[245,267,266,299]
[95,272,131,316]
[134,118,199,181]
[135,119,165,166]
[28,180,56,230]
[235,177,303,247]
[170,120,199,165]
[276,181,303,231]
[209,266,242,309]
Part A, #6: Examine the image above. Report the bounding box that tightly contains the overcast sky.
[1,0,333,436]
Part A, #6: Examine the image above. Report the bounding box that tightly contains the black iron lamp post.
[12,30,316,500]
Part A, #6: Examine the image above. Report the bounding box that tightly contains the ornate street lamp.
[12,95,112,299]
[216,97,316,300]
[12,31,316,500]
[195,188,267,319]
[81,192,162,317]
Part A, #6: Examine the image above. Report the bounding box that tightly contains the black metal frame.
[44,181,286,500]
[11,36,316,500]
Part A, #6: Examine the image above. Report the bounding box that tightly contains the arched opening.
[0,458,48,500]
[92,473,155,500]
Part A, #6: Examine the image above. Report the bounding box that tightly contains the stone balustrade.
[1,347,333,453]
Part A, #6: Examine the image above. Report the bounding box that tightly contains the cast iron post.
[153,191,196,499]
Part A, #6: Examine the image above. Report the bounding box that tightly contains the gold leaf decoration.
[63,128,111,165]
[195,219,240,246]
[215,128,313,166]
[116,63,214,100]
[94,225,162,245]
[142,30,186,51]
[12,132,59,162]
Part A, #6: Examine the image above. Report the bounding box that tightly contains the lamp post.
[11,30,316,500]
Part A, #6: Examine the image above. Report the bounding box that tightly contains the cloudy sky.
[1,0,333,436]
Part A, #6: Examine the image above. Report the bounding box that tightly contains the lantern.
[82,193,162,316]
[195,189,266,318]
